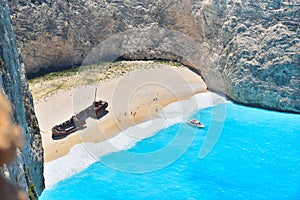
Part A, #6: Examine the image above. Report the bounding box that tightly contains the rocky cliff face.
[0,0,44,198]
[218,1,299,112]
[8,0,300,113]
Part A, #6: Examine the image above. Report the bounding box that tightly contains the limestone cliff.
[8,0,300,113]
[217,1,300,112]
[0,0,44,198]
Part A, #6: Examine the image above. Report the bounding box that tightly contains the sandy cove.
[33,61,207,162]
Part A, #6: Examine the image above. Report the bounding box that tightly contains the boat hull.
[52,100,108,138]
[188,120,205,128]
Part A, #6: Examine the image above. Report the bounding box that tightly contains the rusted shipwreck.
[52,100,108,138]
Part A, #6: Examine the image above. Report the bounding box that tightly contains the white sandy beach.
[43,92,228,188]
[33,61,208,163]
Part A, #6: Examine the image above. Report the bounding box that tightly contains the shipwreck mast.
[94,87,97,102]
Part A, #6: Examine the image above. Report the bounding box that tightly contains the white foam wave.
[44,92,228,189]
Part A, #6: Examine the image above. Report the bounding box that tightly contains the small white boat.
[188,119,205,128]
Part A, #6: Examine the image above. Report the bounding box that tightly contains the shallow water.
[40,103,300,199]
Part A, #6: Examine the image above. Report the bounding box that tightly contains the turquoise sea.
[40,103,300,199]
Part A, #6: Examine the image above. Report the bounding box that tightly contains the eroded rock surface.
[8,0,300,112]
[0,0,44,197]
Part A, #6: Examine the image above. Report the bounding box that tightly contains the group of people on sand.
[124,111,137,117]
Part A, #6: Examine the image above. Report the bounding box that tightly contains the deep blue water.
[40,103,300,199]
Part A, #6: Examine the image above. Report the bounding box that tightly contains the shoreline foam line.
[44,92,228,189]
